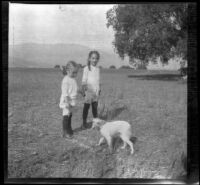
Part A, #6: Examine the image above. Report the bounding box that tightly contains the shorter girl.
[59,61,79,138]
[81,50,101,128]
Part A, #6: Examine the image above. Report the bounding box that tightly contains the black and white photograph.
[5,1,196,181]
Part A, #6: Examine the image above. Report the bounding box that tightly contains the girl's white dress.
[59,75,78,116]
[82,65,100,103]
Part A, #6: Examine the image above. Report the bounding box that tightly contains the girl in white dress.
[59,61,79,138]
[81,51,101,128]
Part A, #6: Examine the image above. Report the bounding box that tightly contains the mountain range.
[9,43,127,68]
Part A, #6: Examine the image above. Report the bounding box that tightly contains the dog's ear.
[91,122,98,129]
[91,119,102,129]
[91,118,105,131]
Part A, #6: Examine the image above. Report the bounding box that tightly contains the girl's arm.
[77,88,85,97]
[82,67,88,86]
[81,67,88,95]
[98,67,101,95]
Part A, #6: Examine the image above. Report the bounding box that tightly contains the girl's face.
[89,53,99,66]
[67,67,78,78]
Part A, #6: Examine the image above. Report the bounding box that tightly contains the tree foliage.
[106,4,188,65]
[110,65,116,69]
[120,65,132,69]
[54,65,60,69]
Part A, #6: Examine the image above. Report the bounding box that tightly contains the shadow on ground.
[113,136,138,151]
[128,73,181,81]
[73,121,93,133]
[99,106,128,120]
[73,126,89,133]
[73,127,84,133]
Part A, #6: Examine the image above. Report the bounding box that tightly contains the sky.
[9,3,181,69]
[9,3,115,51]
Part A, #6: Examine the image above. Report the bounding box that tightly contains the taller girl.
[81,51,101,129]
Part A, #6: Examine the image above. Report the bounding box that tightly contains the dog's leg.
[106,136,113,153]
[121,141,127,149]
[97,137,105,146]
[121,136,134,154]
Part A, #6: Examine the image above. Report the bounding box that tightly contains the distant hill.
[9,43,126,68]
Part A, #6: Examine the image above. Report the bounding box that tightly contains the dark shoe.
[81,124,87,129]
[81,120,88,129]
[63,115,73,137]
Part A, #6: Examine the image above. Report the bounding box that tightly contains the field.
[8,68,187,179]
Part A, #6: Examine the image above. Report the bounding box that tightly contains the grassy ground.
[8,68,187,178]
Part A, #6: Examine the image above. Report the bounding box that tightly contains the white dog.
[92,118,134,154]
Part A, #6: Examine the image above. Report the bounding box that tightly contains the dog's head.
[91,118,105,130]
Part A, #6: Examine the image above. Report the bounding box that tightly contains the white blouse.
[82,65,100,94]
[59,75,78,109]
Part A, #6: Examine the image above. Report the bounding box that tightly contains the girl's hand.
[82,84,87,91]
[81,84,87,97]
[78,89,85,97]
[65,104,70,109]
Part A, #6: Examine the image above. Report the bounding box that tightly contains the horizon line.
[9,42,115,51]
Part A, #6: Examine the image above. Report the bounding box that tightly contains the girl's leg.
[82,103,90,128]
[63,115,72,138]
[68,113,73,136]
[62,108,73,138]
[106,136,113,153]
[62,116,67,137]
[92,101,98,118]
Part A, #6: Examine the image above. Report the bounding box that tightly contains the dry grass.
[8,68,187,179]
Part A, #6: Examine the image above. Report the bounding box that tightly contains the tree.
[54,65,60,69]
[62,66,67,75]
[136,61,147,70]
[106,4,188,66]
[110,65,116,69]
[179,59,187,76]
[120,65,131,69]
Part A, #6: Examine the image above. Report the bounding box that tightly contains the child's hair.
[62,60,78,75]
[87,50,100,71]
